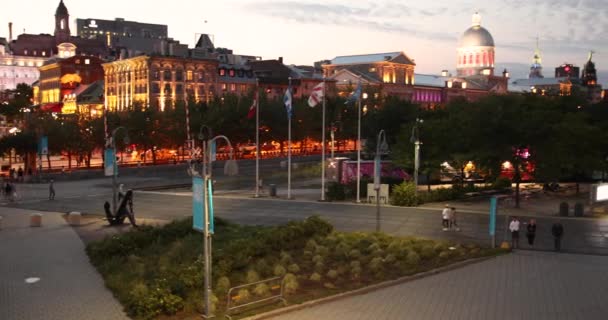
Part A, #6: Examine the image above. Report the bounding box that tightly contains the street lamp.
[410,118,423,196]
[192,127,238,319]
[110,126,129,216]
[374,130,389,232]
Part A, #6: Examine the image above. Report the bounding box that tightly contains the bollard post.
[68,212,82,226]
[30,213,43,227]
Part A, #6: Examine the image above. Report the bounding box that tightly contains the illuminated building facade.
[37,55,105,113]
[0,37,47,91]
[102,55,218,111]
[456,13,496,77]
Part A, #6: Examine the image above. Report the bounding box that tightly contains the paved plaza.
[0,207,128,320]
[271,251,608,320]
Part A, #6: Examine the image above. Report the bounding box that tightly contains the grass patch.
[87,216,506,319]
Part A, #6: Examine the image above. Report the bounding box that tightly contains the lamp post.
[410,118,423,196]
[374,130,389,232]
[110,126,129,215]
[192,127,237,319]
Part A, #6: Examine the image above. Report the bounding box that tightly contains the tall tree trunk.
[427,173,431,192]
[68,153,72,169]
[47,154,51,170]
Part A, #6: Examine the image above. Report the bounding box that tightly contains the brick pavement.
[270,251,608,320]
[0,207,128,320]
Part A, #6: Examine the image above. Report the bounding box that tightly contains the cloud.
[245,1,456,41]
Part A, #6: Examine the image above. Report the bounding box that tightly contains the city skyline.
[1,0,607,84]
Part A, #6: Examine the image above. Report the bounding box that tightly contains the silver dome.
[459,26,495,47]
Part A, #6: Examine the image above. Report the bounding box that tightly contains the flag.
[284,86,293,118]
[307,82,324,107]
[247,99,256,119]
[345,82,362,105]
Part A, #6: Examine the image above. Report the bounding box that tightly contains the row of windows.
[1,60,43,67]
[218,68,254,78]
[1,72,36,78]
[458,51,495,66]
[220,83,249,92]
[22,49,48,57]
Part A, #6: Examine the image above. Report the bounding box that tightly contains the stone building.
[102,55,218,111]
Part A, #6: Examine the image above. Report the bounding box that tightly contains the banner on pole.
[192,176,204,232]
[373,156,381,190]
[489,196,497,236]
[104,149,115,177]
[38,136,48,156]
[210,141,217,162]
[207,178,215,234]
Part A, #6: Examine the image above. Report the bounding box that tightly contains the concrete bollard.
[30,213,43,227]
[68,212,82,226]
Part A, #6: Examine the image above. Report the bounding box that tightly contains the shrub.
[348,249,361,259]
[312,255,323,264]
[246,270,260,284]
[309,272,322,282]
[369,257,384,273]
[279,251,292,265]
[215,276,231,296]
[253,283,270,296]
[283,273,299,295]
[273,264,286,277]
[287,263,300,274]
[406,251,420,266]
[237,288,251,302]
[390,182,419,206]
[326,182,346,201]
[326,269,339,280]
[385,254,397,264]
[419,244,437,260]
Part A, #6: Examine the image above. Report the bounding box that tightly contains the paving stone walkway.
[0,208,128,320]
[271,251,608,320]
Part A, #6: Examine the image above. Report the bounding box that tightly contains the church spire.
[529,37,544,79]
[54,0,70,44]
[472,12,482,27]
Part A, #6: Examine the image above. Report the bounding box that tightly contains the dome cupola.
[456,12,496,77]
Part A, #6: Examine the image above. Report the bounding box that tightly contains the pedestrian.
[450,207,460,231]
[17,167,23,182]
[552,221,564,252]
[49,179,55,200]
[509,217,520,249]
[441,204,451,231]
[526,219,537,246]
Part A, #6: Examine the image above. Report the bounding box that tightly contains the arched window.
[469,54,473,64]
[60,19,65,30]
[475,53,480,65]
[482,52,487,66]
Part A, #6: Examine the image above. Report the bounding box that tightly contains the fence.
[225,276,286,319]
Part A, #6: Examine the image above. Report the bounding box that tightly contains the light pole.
[111,126,129,215]
[192,127,237,319]
[374,130,389,232]
[410,118,423,196]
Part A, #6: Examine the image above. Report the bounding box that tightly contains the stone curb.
[241,255,499,320]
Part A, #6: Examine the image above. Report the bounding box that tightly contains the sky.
[2,0,608,84]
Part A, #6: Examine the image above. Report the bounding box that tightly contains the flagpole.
[255,78,260,198]
[356,78,362,203]
[287,77,292,200]
[321,77,326,201]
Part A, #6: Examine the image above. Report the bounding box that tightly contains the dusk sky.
[2,0,607,84]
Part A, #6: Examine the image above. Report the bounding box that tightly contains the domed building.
[456,13,496,77]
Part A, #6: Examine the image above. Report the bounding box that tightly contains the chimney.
[8,22,13,42]
[441,70,448,77]
[278,57,283,64]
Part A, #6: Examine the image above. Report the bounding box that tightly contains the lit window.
[186,70,193,81]
[24,50,28,55]
[230,84,236,91]
[42,51,46,57]
[221,83,227,91]
[85,59,90,65]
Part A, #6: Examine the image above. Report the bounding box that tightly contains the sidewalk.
[0,207,128,320]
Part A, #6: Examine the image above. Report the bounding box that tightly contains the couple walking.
[509,217,564,251]
[441,204,459,231]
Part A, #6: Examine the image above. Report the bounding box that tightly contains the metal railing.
[225,276,286,319]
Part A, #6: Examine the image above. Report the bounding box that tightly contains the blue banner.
[104,149,115,177]
[207,178,215,234]
[192,177,204,232]
[210,141,217,162]
[489,196,497,236]
[38,136,48,156]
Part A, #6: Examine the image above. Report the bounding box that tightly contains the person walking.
[552,221,564,252]
[441,204,451,231]
[17,166,24,182]
[49,179,56,200]
[450,207,460,231]
[509,217,521,249]
[526,219,537,247]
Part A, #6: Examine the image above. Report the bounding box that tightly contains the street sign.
[192,176,204,232]
[104,149,115,177]
[591,183,608,204]
[373,156,380,190]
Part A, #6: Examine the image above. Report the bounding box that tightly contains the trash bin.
[269,184,277,197]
